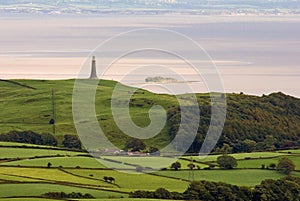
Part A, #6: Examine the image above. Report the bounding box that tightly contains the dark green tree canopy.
[217,155,238,169]
[62,134,82,150]
[130,176,300,201]
[0,130,57,146]
[253,177,300,201]
[171,162,181,171]
[277,157,295,175]
[124,138,146,152]
[167,92,300,154]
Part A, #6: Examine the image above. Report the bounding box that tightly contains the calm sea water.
[0,15,299,97]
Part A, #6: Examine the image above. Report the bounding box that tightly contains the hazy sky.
[0,15,299,97]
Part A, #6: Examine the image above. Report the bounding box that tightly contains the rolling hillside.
[0,79,179,148]
[0,79,300,152]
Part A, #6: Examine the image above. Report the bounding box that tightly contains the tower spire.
[89,56,98,79]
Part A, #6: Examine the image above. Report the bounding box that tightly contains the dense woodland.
[168,92,300,153]
[130,176,300,201]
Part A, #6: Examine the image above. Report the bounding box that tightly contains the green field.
[279,149,300,154]
[1,156,105,168]
[0,183,126,198]
[182,151,287,163]
[67,169,188,192]
[103,156,208,170]
[0,142,53,147]
[0,147,83,159]
[238,155,300,170]
[0,167,115,187]
[156,169,284,186]
[0,199,61,201]
[0,173,39,182]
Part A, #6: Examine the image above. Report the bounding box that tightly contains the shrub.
[171,162,181,171]
[269,163,276,170]
[42,192,94,199]
[124,138,146,152]
[277,157,295,175]
[217,155,238,169]
[0,130,43,145]
[136,166,143,172]
[62,134,82,149]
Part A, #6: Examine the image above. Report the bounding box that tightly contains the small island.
[145,76,177,83]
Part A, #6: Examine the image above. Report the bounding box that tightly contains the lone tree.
[277,157,295,175]
[124,138,146,152]
[47,162,52,168]
[188,163,195,170]
[171,162,181,171]
[217,155,237,169]
[269,163,276,170]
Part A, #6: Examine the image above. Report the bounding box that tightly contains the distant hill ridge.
[0,79,36,90]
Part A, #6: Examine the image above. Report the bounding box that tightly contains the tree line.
[130,176,300,201]
[0,130,81,149]
[42,191,94,199]
[170,155,295,174]
[167,92,300,153]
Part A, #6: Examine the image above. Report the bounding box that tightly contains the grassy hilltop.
[0,79,181,148]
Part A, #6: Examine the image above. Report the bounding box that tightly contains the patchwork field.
[1,142,300,200]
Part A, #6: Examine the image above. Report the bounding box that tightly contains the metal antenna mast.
[51,89,56,135]
[188,157,195,181]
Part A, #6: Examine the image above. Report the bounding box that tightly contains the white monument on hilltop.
[89,56,98,79]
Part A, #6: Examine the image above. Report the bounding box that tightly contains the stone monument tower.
[89,56,98,79]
